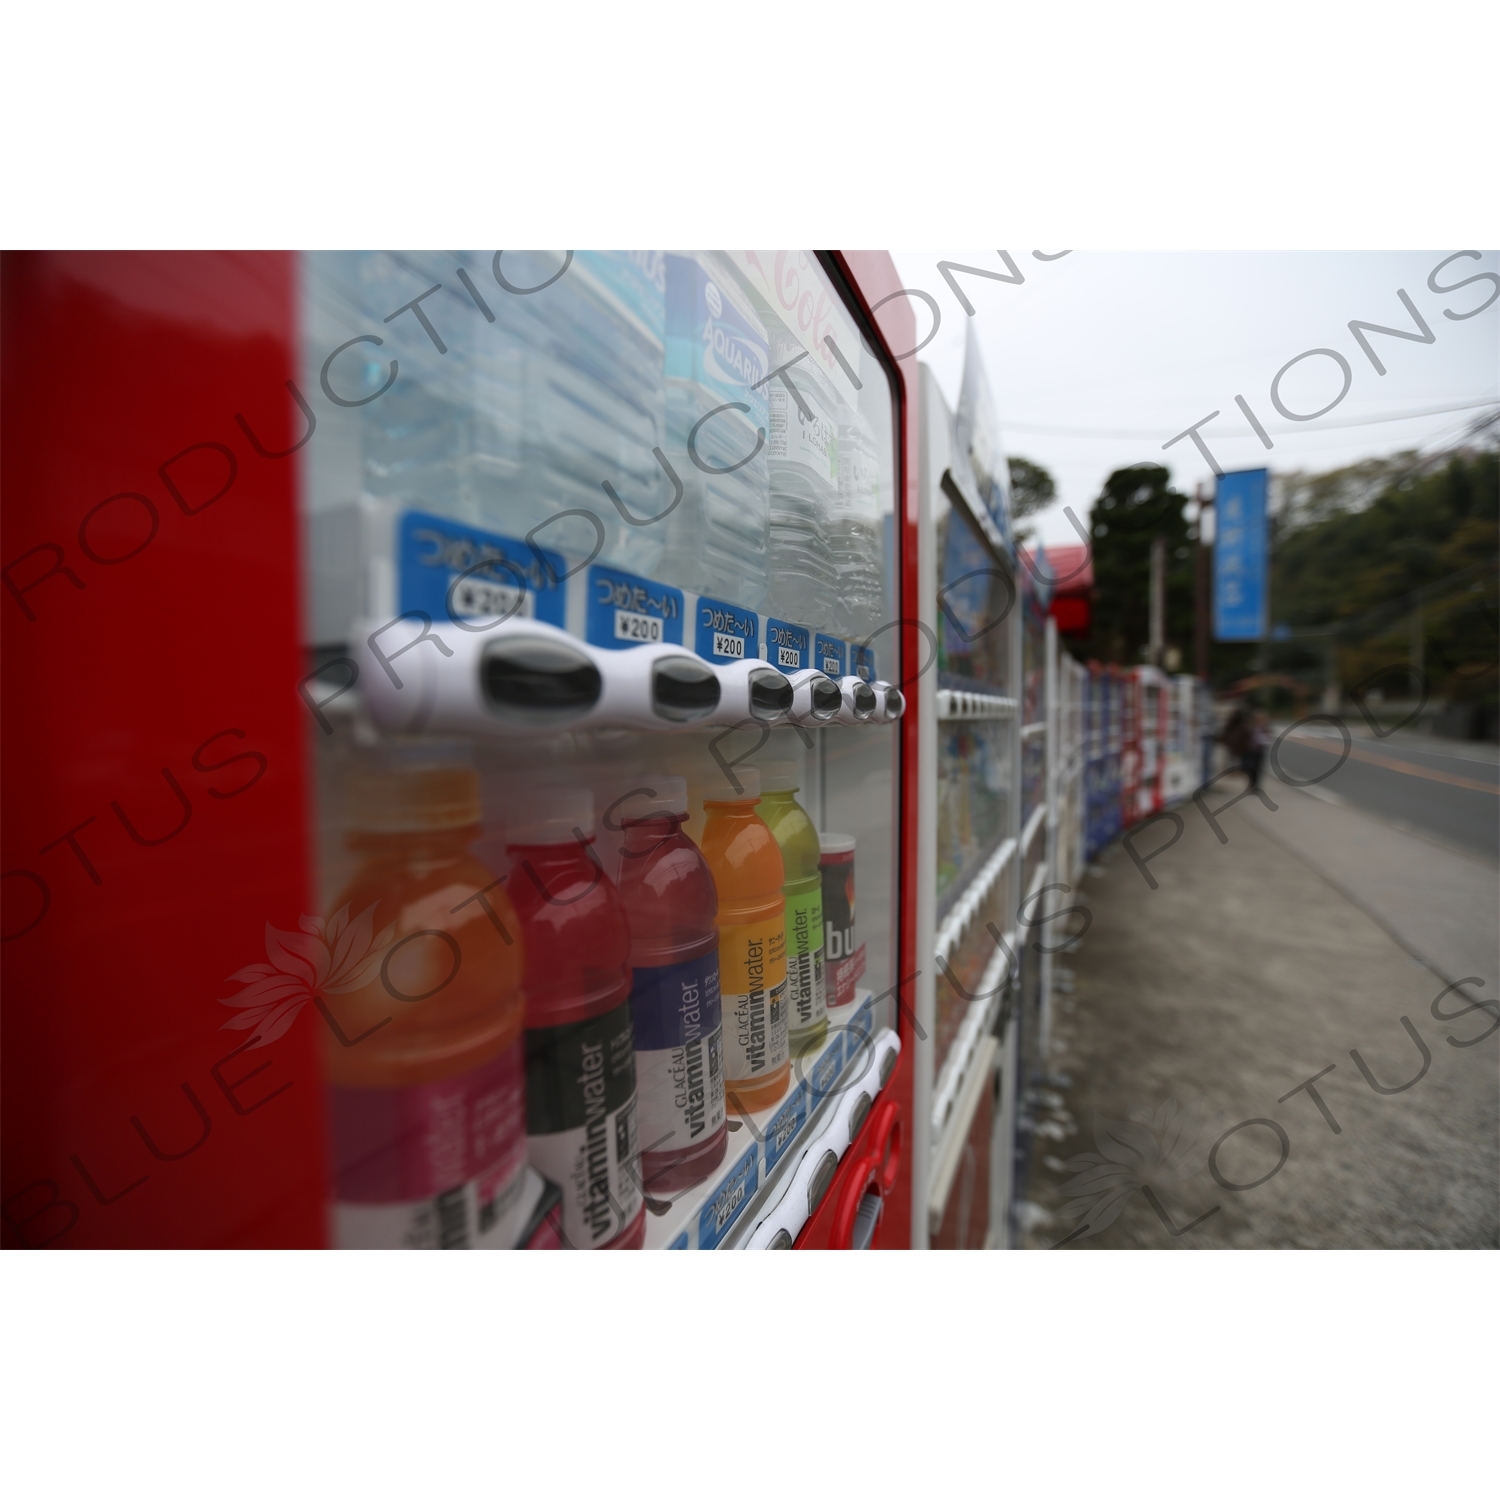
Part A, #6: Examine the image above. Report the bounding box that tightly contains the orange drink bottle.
[700,766,790,1115]
[324,755,528,1249]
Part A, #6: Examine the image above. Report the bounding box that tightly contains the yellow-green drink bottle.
[757,761,827,1052]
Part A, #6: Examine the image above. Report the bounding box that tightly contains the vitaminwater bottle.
[700,766,789,1114]
[325,754,528,1249]
[615,775,727,1193]
[507,787,644,1249]
[757,761,827,1054]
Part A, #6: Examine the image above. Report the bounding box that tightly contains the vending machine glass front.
[298,251,904,1250]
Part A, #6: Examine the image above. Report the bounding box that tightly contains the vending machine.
[1,250,920,1251]
[914,342,1035,1250]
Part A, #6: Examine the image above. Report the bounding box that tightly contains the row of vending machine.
[1,249,1209,1250]
[1070,665,1216,865]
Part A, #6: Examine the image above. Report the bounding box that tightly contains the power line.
[1002,397,1499,441]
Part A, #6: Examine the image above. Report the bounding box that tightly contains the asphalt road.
[1265,725,1500,863]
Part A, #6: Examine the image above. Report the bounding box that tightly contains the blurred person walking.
[1245,710,1269,790]
[1220,705,1267,790]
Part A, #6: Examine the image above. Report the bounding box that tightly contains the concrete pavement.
[1019,763,1500,1250]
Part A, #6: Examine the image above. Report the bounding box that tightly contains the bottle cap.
[704,765,760,804]
[506,785,595,846]
[818,831,857,858]
[757,760,801,794]
[614,775,688,824]
[347,752,481,834]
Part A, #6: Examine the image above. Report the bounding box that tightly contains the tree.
[1008,456,1056,518]
[1272,447,1498,713]
[1079,463,1194,665]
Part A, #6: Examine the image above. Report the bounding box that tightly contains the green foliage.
[1078,463,1195,664]
[1273,449,1498,702]
[1008,456,1056,519]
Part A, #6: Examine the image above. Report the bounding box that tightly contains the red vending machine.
[2,250,920,1251]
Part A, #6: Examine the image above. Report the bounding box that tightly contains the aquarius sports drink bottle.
[324,754,528,1249]
[756,761,827,1053]
[614,775,727,1193]
[507,786,644,1249]
[700,766,789,1114]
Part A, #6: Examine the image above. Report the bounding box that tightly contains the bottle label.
[330,1040,529,1250]
[630,952,726,1158]
[571,250,667,344]
[833,437,879,521]
[768,384,838,482]
[526,1000,643,1248]
[784,885,826,1035]
[820,850,863,1008]
[721,918,789,1085]
[664,254,769,414]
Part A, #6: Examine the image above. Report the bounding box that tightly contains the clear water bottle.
[359,251,492,520]
[357,251,667,580]
[518,251,668,578]
[830,404,884,642]
[660,253,771,612]
[762,309,838,626]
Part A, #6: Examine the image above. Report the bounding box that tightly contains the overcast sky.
[891,251,1500,546]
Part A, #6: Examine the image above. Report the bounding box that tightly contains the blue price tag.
[841,993,876,1073]
[669,1231,689,1250]
[698,1146,758,1250]
[694,595,758,664]
[764,1081,809,1172]
[766,619,810,673]
[586,565,684,650]
[850,643,876,682]
[807,1032,846,1106]
[398,511,566,628]
[815,633,846,679]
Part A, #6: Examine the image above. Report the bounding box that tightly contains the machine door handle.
[831,1098,902,1249]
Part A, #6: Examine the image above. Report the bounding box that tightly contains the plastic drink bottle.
[700,767,790,1114]
[614,775,727,1193]
[830,405,884,642]
[661,252,771,611]
[507,786,644,1249]
[523,250,668,579]
[325,755,529,1249]
[761,311,838,625]
[819,832,863,1008]
[756,761,828,1053]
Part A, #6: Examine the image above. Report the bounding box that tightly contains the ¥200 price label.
[615,610,663,643]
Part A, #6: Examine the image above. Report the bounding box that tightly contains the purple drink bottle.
[615,775,728,1194]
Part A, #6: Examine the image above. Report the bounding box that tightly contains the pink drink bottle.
[615,776,727,1194]
[508,787,644,1250]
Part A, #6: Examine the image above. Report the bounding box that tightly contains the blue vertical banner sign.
[1213,468,1269,641]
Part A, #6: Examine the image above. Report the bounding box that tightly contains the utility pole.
[1149,534,1165,669]
[1323,635,1339,715]
[1194,481,1211,682]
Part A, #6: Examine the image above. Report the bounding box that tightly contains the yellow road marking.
[1281,733,1500,794]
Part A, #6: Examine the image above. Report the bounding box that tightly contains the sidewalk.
[1020,778,1500,1250]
